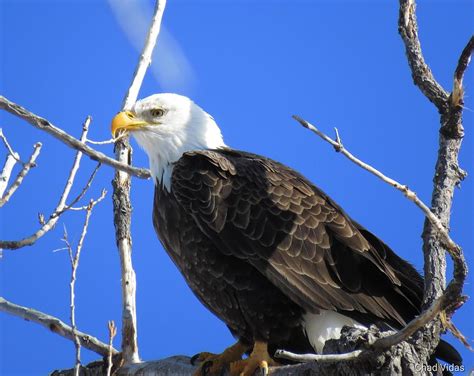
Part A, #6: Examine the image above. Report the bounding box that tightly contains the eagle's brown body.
[152,148,459,363]
[111,93,461,373]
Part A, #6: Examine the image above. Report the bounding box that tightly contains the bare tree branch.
[0,117,104,250]
[374,302,445,352]
[0,129,21,197]
[86,133,127,145]
[107,321,118,376]
[0,128,21,162]
[0,153,17,197]
[61,163,102,212]
[0,129,24,199]
[0,96,150,179]
[451,36,474,112]
[275,349,364,363]
[0,297,118,357]
[63,199,97,376]
[63,226,82,376]
[0,140,42,207]
[67,189,107,211]
[398,0,449,112]
[112,0,167,365]
[121,0,167,112]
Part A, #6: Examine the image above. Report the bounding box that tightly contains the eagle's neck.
[133,114,226,190]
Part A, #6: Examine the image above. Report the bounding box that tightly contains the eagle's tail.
[434,339,462,366]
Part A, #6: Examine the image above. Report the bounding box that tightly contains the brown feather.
[170,149,421,328]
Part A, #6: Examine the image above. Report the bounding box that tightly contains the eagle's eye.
[150,108,165,118]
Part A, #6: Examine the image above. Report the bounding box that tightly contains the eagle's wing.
[171,150,422,327]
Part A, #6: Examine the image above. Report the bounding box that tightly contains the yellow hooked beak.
[111,111,148,138]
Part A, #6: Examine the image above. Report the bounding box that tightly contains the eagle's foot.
[228,341,278,376]
[191,340,249,376]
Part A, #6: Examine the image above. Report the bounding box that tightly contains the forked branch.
[398,0,449,111]
[0,129,42,207]
[0,117,106,250]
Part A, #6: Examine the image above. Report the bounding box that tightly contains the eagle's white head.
[111,93,226,189]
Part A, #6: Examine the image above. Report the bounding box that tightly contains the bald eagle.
[111,94,461,376]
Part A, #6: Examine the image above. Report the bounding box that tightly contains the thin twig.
[68,189,107,211]
[0,128,21,162]
[0,96,150,179]
[451,36,474,110]
[86,133,127,145]
[63,119,97,374]
[62,197,103,375]
[0,142,42,207]
[112,0,167,365]
[61,163,102,212]
[63,202,95,376]
[66,162,102,207]
[63,229,81,376]
[86,138,115,145]
[59,118,92,208]
[107,321,118,376]
[0,296,118,357]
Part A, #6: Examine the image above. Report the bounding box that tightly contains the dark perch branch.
[51,326,442,376]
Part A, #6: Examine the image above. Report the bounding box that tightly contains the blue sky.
[1,0,473,374]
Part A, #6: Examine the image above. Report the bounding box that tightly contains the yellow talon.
[192,341,249,376]
[229,341,278,376]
